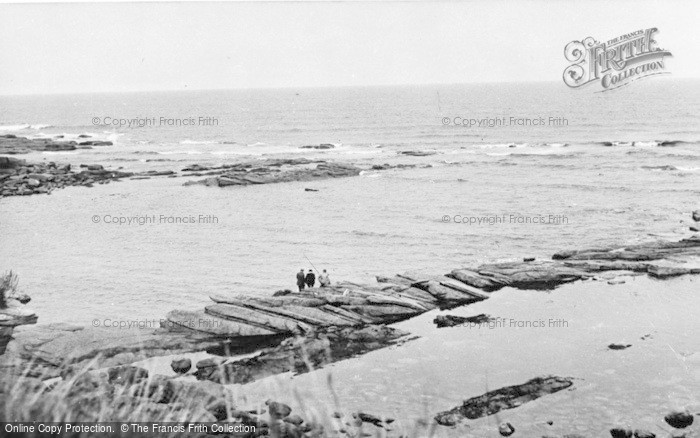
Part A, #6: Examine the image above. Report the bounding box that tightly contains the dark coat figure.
[305,270,316,288]
[296,269,306,291]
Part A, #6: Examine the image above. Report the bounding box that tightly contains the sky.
[0,0,698,95]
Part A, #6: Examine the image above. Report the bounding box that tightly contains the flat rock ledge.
[5,235,698,384]
[148,235,700,385]
[434,376,575,426]
[164,236,700,342]
[182,159,362,187]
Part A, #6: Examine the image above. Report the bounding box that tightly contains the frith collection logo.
[563,28,672,91]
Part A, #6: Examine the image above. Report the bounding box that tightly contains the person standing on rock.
[319,269,331,287]
[296,269,306,292]
[305,270,316,288]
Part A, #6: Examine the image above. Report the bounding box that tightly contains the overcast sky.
[0,0,698,95]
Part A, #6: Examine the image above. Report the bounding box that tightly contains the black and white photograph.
[1,1,699,437]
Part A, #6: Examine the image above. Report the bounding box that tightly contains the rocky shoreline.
[2,222,700,435]
[0,133,113,154]
[1,135,425,198]
[0,156,136,197]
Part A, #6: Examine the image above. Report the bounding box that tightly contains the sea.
[1,79,700,436]
[0,79,699,325]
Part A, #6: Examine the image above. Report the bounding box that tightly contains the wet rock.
[0,156,26,168]
[139,170,175,176]
[412,279,483,302]
[633,430,656,438]
[499,422,515,436]
[608,343,632,350]
[474,261,589,290]
[449,268,508,291]
[13,293,31,305]
[300,144,334,149]
[399,150,437,156]
[78,141,113,146]
[170,358,191,374]
[648,266,697,278]
[205,303,315,334]
[228,409,260,425]
[284,414,304,426]
[266,400,292,419]
[610,428,633,438]
[371,163,418,170]
[167,309,280,337]
[553,238,700,262]
[607,278,626,285]
[26,173,51,181]
[0,159,135,198]
[206,400,231,421]
[433,313,491,328]
[198,325,408,385]
[356,412,392,427]
[184,160,360,188]
[43,143,77,151]
[434,376,573,425]
[196,357,225,370]
[665,410,694,428]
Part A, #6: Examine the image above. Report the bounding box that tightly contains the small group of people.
[296,268,330,291]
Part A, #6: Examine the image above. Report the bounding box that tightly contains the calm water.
[233,275,700,437]
[1,79,699,324]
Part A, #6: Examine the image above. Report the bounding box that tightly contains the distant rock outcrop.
[183,160,362,188]
[300,143,335,149]
[398,150,437,157]
[0,134,111,154]
[0,160,134,197]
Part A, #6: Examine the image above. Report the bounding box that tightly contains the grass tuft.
[0,270,20,309]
